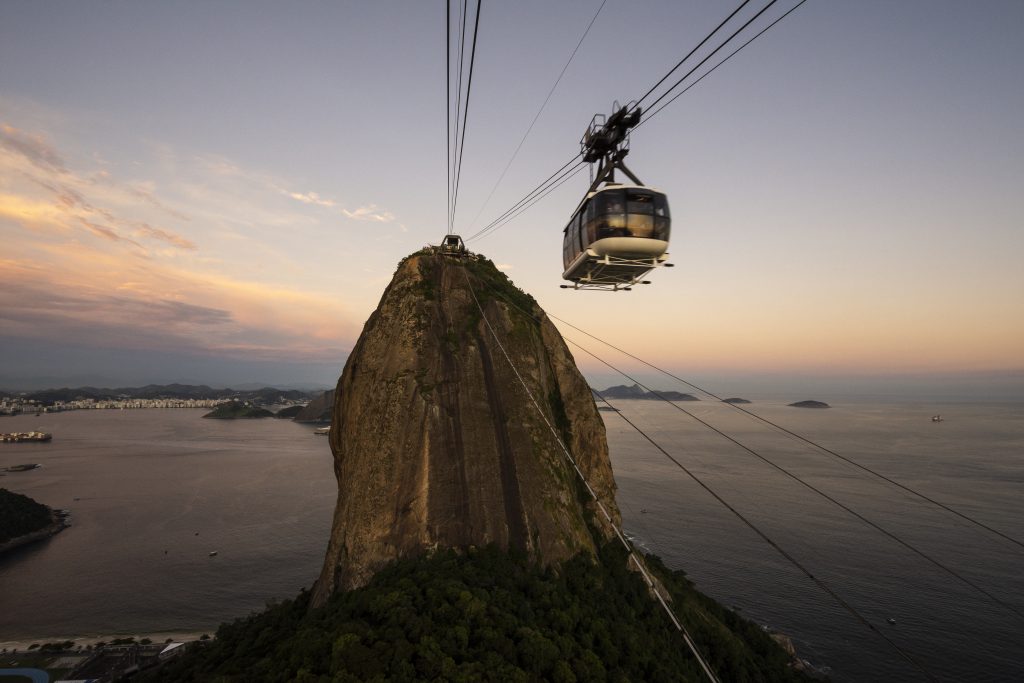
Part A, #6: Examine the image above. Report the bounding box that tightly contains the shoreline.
[0,512,67,557]
[0,629,211,651]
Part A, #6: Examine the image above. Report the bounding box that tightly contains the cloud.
[78,218,143,248]
[0,250,356,362]
[286,190,336,208]
[283,188,395,222]
[1,123,196,252]
[0,123,66,172]
[341,204,394,222]
[0,121,404,371]
[131,222,197,250]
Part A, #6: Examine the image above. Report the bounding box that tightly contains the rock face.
[312,252,619,606]
[293,390,334,423]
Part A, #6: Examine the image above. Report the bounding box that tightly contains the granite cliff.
[312,251,619,605]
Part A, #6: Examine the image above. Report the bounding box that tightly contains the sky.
[1,1,1022,396]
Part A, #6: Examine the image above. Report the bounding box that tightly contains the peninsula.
[0,488,68,556]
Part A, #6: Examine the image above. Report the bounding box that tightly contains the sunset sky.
[2,1,1022,394]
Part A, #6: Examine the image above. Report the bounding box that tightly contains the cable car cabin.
[441,234,467,256]
[562,185,670,290]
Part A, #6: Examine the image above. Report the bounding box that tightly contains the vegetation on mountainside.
[462,255,538,315]
[0,488,54,544]
[140,543,811,683]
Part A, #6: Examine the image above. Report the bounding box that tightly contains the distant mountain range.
[593,384,699,401]
[1,383,318,404]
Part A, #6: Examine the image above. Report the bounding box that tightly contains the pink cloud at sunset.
[0,122,383,365]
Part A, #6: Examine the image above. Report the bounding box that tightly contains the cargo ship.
[1,431,53,443]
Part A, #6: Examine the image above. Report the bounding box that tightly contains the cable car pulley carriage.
[562,102,673,291]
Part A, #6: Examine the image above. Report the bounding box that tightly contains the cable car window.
[596,189,625,216]
[654,215,670,241]
[626,191,654,215]
[654,194,670,218]
[594,190,625,239]
[626,213,654,238]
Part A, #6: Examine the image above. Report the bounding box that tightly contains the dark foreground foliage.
[0,488,53,544]
[141,544,811,683]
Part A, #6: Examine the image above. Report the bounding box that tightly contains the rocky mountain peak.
[312,251,620,605]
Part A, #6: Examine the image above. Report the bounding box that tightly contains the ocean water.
[606,399,1024,682]
[0,401,1021,681]
[0,410,337,643]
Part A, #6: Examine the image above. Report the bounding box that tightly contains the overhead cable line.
[447,0,451,231]
[564,336,1024,621]
[466,0,609,230]
[459,264,721,683]
[468,159,587,242]
[640,0,784,118]
[449,0,468,233]
[590,387,937,682]
[464,153,583,242]
[631,0,753,110]
[451,0,483,234]
[474,281,1024,620]
[542,311,1024,553]
[481,163,588,236]
[466,0,788,244]
[638,0,811,129]
[467,275,935,680]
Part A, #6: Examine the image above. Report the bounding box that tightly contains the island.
[788,400,831,409]
[596,384,699,401]
[0,488,68,555]
[202,401,275,419]
[722,397,751,404]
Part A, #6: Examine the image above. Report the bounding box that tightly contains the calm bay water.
[0,401,1021,681]
[0,410,336,644]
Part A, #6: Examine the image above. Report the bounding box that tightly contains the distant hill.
[275,404,305,419]
[595,384,699,401]
[7,384,317,404]
[722,397,752,404]
[788,400,830,409]
[293,390,334,423]
[202,401,275,419]
[0,488,53,545]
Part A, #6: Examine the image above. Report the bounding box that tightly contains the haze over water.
[1,399,1021,682]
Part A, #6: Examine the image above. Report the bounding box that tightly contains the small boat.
[931,415,943,422]
[640,508,649,514]
[313,426,330,435]
[209,551,218,557]
[887,617,896,625]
